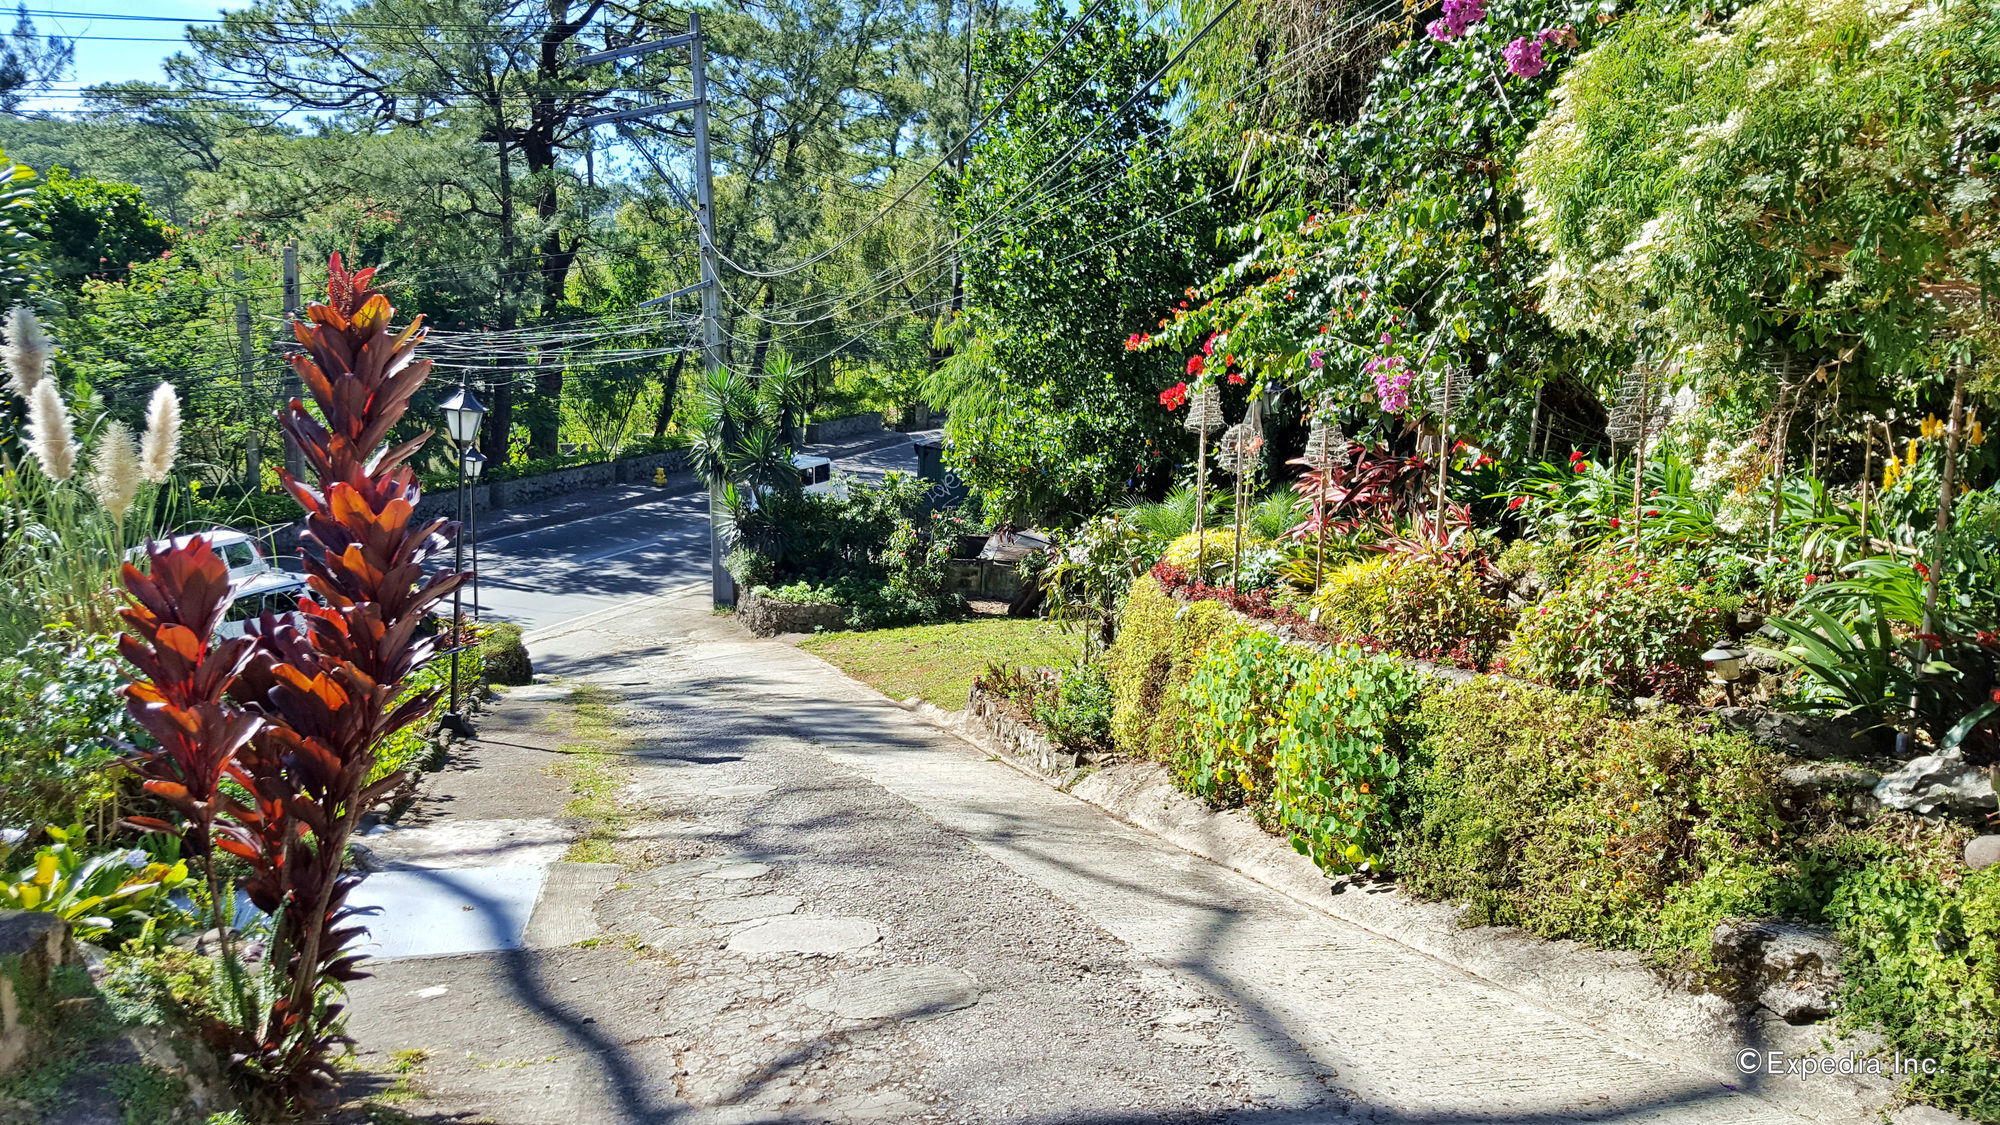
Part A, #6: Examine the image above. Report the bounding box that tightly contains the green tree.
[937,0,1231,524]
[29,166,173,290]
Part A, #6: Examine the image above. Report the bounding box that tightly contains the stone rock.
[727,914,881,956]
[803,965,980,1021]
[1711,921,1841,1025]
[1873,751,1998,818]
[1966,835,2000,871]
[0,911,78,1075]
[1714,706,1887,761]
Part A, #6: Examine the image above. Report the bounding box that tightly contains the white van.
[794,454,844,499]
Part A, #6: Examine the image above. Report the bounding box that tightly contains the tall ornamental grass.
[0,308,182,650]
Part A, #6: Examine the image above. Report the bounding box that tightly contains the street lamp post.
[463,449,486,619]
[439,384,487,735]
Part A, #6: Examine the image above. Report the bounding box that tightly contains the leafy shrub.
[1178,634,1429,872]
[0,629,140,833]
[0,825,190,943]
[1161,528,1267,584]
[727,472,933,587]
[370,634,485,784]
[1397,679,1809,956]
[478,621,532,686]
[1176,632,1306,805]
[1505,547,1733,701]
[1307,558,1390,633]
[1826,830,2000,1120]
[1309,553,1511,668]
[1272,652,1427,872]
[1104,574,1246,759]
[1031,661,1114,754]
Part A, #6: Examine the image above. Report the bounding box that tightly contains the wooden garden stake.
[1185,383,1224,549]
[1920,368,1966,642]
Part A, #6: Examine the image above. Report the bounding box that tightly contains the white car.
[139,529,310,639]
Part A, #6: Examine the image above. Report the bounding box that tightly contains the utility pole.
[280,243,304,481]
[233,264,261,492]
[690,13,732,608]
[582,17,727,606]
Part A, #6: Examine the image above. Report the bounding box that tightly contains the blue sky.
[33,0,241,101]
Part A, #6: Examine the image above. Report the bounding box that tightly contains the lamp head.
[1701,642,1747,682]
[462,448,487,480]
[439,385,487,445]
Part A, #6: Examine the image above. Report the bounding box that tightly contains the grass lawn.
[797,616,1081,710]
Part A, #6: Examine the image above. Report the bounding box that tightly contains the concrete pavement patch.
[350,864,545,959]
[697,895,803,924]
[725,914,881,956]
[802,964,981,1021]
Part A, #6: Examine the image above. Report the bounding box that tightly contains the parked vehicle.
[137,530,309,639]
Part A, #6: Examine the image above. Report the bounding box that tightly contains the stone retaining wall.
[413,448,689,522]
[738,592,850,637]
[965,685,1079,775]
[804,412,883,444]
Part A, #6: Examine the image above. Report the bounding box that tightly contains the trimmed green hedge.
[1398,679,1811,956]
[1104,574,1246,761]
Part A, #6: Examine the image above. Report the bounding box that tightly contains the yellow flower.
[1970,420,1986,447]
[34,853,56,886]
[1921,414,1942,440]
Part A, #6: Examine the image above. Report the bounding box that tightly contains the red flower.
[1991,688,2000,703]
[1573,463,1588,474]
[1645,509,1659,518]
[1609,518,1622,529]
[1202,334,1218,356]
[1915,561,1931,580]
[1124,332,1148,352]
[1159,382,1188,409]
[1507,496,1526,510]
[1186,354,1205,376]
[1226,371,1246,385]
[1803,574,1818,585]
[1569,450,1587,462]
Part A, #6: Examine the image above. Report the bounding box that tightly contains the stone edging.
[910,691,1951,1125]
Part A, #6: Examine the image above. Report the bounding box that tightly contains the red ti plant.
[118,541,263,937]
[1287,443,1430,539]
[118,256,466,1106]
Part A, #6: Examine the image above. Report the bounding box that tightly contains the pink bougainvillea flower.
[1426,0,1486,42]
[1226,371,1246,385]
[1159,382,1188,410]
[1309,350,1325,370]
[1503,35,1547,78]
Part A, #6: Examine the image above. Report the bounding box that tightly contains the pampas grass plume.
[90,420,142,519]
[3,306,51,399]
[140,382,181,483]
[26,379,77,481]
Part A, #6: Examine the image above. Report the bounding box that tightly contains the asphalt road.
[467,433,928,635]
